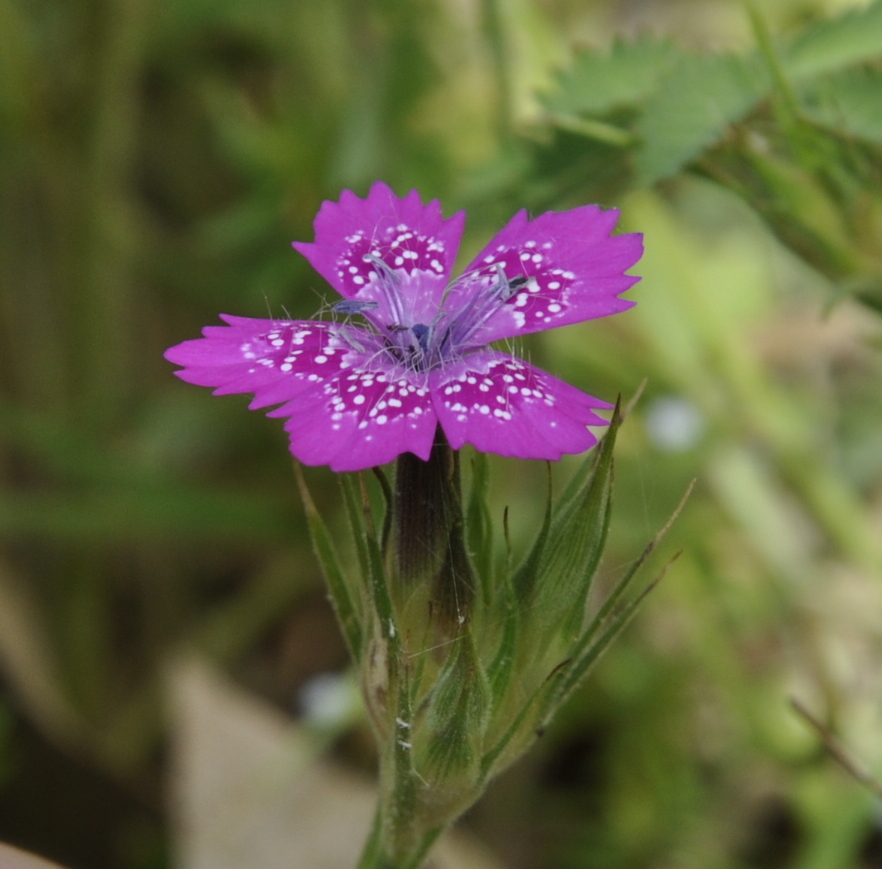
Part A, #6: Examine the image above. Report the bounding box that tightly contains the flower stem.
[355,808,384,869]
[355,803,443,869]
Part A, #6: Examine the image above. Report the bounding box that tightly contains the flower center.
[411,323,430,352]
[332,263,528,376]
[382,322,444,372]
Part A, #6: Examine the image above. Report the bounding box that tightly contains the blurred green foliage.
[1,0,882,867]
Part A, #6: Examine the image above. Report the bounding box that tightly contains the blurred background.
[2,0,882,866]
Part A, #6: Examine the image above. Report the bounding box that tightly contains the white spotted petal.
[456,206,642,344]
[270,369,437,471]
[292,181,465,328]
[431,350,610,459]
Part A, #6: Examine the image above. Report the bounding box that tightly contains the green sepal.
[484,584,519,707]
[294,463,362,662]
[422,636,490,781]
[465,451,494,602]
[392,432,477,635]
[541,482,694,723]
[509,463,554,604]
[478,660,565,781]
[482,481,693,781]
[526,402,621,641]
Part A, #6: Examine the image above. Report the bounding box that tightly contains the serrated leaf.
[782,0,882,80]
[542,37,680,116]
[800,66,882,142]
[636,51,771,184]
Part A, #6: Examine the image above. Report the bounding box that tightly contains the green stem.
[354,802,443,869]
[355,808,384,869]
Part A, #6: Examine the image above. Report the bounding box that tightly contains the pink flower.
[165,183,642,471]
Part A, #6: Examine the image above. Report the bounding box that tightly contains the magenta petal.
[165,317,365,403]
[292,182,465,322]
[164,336,250,368]
[271,369,438,471]
[431,350,610,460]
[459,205,643,343]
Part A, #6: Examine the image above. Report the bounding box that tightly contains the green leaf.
[636,52,771,184]
[340,474,373,598]
[800,66,882,142]
[542,37,680,116]
[739,148,864,277]
[782,0,882,81]
[294,465,363,660]
[341,475,398,650]
[342,474,405,740]
[371,466,395,555]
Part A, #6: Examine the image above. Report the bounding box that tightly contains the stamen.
[411,324,430,353]
[363,254,406,324]
[438,264,523,352]
[332,299,379,315]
